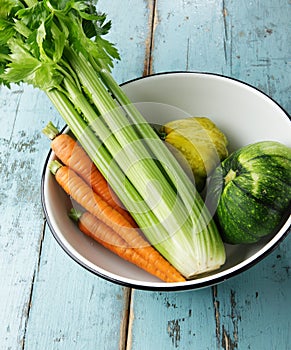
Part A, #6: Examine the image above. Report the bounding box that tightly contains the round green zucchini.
[208,141,291,244]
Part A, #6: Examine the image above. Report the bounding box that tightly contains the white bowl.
[41,72,291,291]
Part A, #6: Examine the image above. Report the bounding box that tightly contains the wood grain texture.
[127,287,218,349]
[152,0,227,73]
[97,0,154,82]
[0,85,61,349]
[213,238,291,350]
[222,0,291,113]
[151,0,291,112]
[126,238,291,350]
[24,226,130,350]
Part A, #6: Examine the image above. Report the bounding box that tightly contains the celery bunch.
[0,0,225,279]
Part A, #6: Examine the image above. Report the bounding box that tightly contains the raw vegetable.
[161,117,229,191]
[208,141,291,244]
[49,160,143,241]
[43,121,136,226]
[70,209,186,282]
[50,160,185,282]
[0,0,226,278]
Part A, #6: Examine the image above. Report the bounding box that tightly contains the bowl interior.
[42,72,291,290]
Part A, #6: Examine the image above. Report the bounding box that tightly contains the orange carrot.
[50,161,142,240]
[49,161,185,282]
[43,122,136,226]
[70,209,185,282]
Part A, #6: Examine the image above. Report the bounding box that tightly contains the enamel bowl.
[41,72,291,291]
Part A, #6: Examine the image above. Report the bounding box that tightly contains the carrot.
[49,160,185,282]
[70,209,185,282]
[43,122,136,226]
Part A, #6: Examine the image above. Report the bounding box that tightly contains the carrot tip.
[69,208,83,222]
[42,121,60,140]
[49,160,63,175]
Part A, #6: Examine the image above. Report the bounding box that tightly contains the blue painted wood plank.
[222,0,291,113]
[24,225,130,350]
[0,84,62,349]
[97,0,153,82]
[128,287,218,350]
[213,236,291,349]
[151,0,227,74]
[127,237,290,350]
[152,0,291,112]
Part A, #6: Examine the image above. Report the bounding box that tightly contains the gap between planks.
[212,285,240,350]
[119,288,134,350]
[143,0,158,76]
[21,219,46,350]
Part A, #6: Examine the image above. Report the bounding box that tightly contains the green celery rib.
[47,88,165,230]
[62,55,193,236]
[67,50,214,234]
[98,69,207,209]
[97,66,222,242]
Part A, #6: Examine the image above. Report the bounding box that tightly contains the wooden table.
[1,1,290,349]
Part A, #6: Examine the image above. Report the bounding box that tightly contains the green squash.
[208,141,291,244]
